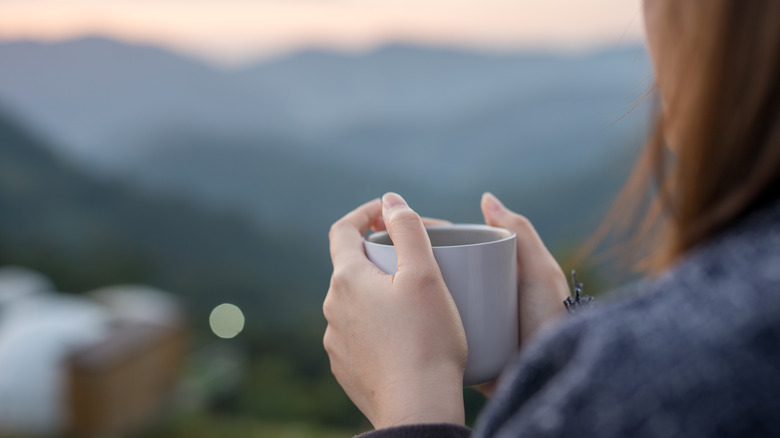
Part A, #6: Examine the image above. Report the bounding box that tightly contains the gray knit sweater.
[358,198,780,437]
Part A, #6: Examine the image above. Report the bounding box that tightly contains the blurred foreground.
[0,266,185,436]
[0,266,374,437]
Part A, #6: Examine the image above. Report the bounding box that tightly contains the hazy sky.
[0,0,645,66]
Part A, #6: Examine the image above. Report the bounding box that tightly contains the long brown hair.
[600,0,780,272]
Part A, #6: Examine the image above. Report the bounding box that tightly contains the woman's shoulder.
[572,194,780,346]
[476,198,780,437]
[634,195,780,330]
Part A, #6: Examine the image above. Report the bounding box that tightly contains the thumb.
[481,192,525,230]
[382,192,438,274]
[481,192,548,258]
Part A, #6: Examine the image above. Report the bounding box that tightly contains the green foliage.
[464,388,487,427]
[240,354,363,426]
[145,413,359,438]
[234,326,368,427]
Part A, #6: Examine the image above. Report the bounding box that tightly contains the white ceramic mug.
[364,224,518,386]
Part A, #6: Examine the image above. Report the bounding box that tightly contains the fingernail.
[382,192,408,209]
[483,192,505,213]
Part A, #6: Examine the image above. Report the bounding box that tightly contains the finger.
[330,198,382,268]
[371,214,386,232]
[480,192,549,262]
[422,217,453,227]
[381,193,439,274]
[372,216,451,232]
[472,380,497,399]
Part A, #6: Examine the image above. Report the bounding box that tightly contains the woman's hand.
[474,193,570,398]
[323,193,468,429]
[481,192,569,345]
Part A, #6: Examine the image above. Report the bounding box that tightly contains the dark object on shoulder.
[564,271,594,314]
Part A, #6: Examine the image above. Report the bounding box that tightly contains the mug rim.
[364,224,516,249]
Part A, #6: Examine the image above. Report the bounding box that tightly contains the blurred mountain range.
[0,110,326,328]
[0,37,654,326]
[0,36,652,230]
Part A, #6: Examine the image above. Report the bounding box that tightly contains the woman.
[323,0,780,436]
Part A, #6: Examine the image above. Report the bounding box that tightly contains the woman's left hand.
[323,193,468,429]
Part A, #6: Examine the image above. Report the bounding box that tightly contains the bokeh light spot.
[209,303,245,339]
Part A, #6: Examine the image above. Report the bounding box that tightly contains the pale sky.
[0,0,645,66]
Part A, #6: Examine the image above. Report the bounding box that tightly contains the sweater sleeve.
[349,325,580,438]
[350,326,581,438]
[355,423,472,438]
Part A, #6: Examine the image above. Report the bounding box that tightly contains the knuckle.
[387,208,422,228]
[406,269,443,289]
[328,221,345,241]
[322,295,333,320]
[509,213,533,232]
[322,327,332,351]
[331,262,365,289]
[329,269,348,290]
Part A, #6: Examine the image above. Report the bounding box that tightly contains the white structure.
[0,267,110,435]
[0,265,54,308]
[0,267,186,435]
[89,284,184,328]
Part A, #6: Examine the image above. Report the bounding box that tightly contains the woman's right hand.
[323,194,468,429]
[481,193,569,351]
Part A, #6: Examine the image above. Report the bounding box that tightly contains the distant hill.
[0,36,650,231]
[0,36,651,167]
[0,109,328,329]
[0,37,287,161]
[235,44,652,132]
[0,36,652,284]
